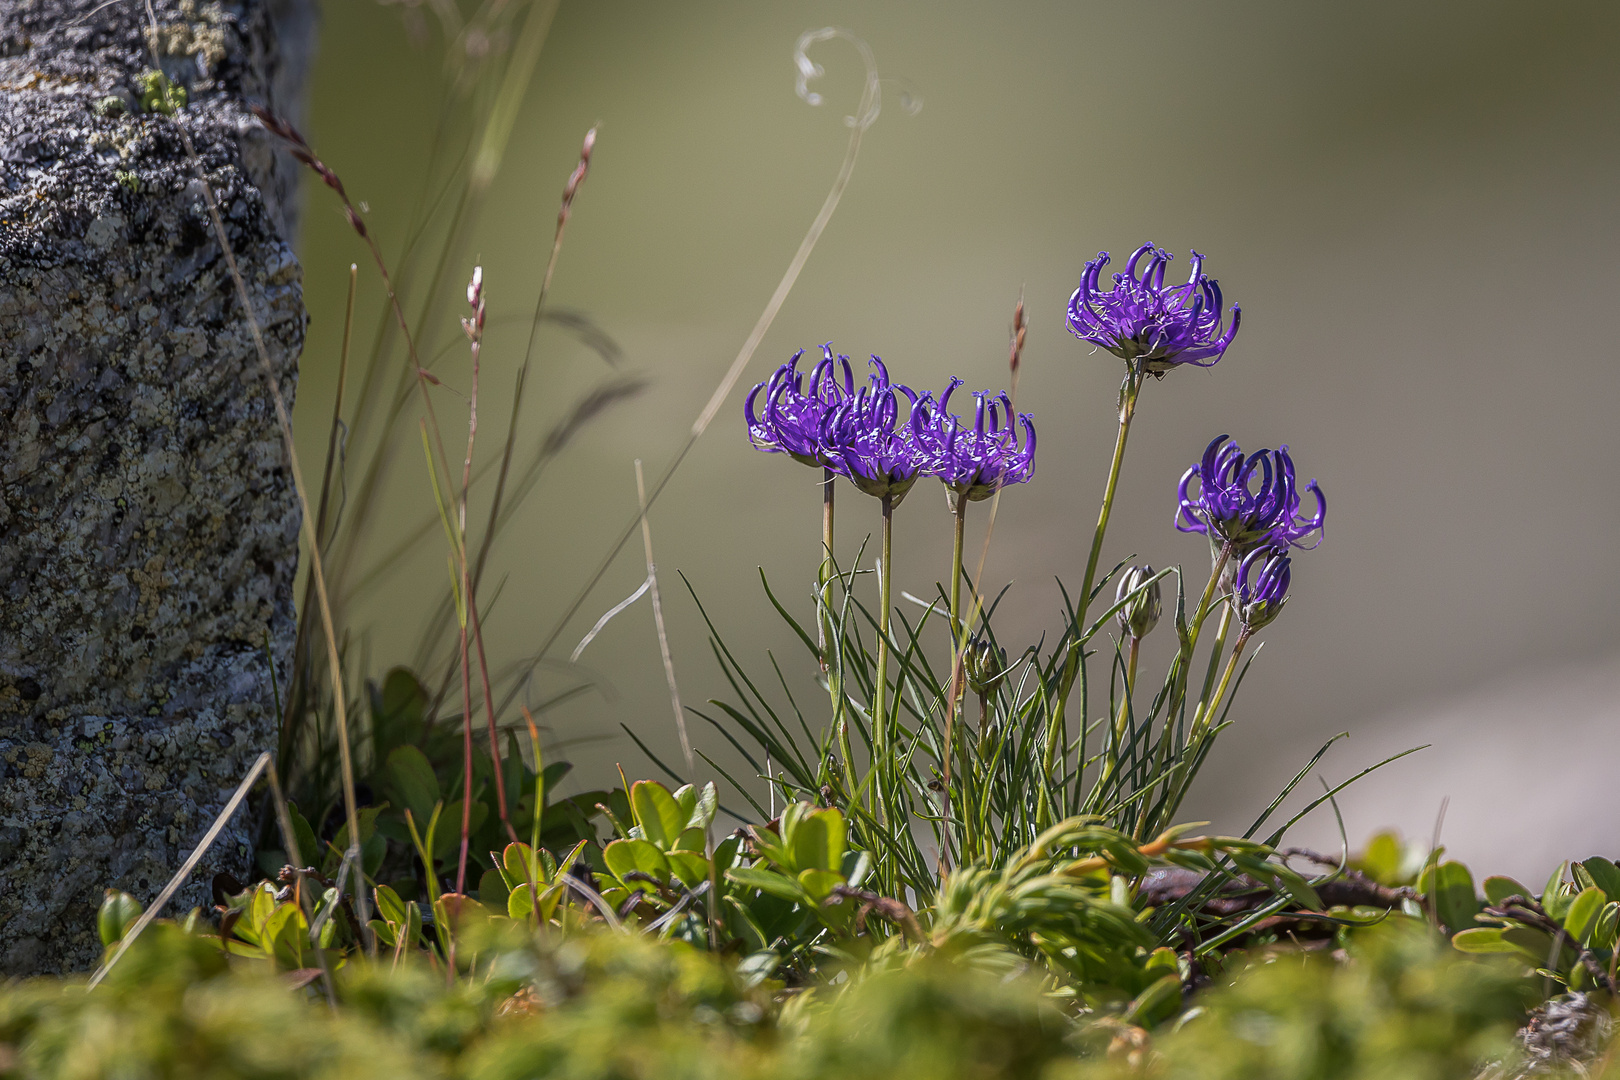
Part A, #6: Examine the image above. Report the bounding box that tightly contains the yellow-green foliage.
[1120,921,1542,1080]
[0,917,1596,1080]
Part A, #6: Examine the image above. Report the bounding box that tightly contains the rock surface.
[0,0,311,974]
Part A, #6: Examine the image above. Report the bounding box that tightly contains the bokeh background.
[290,0,1620,881]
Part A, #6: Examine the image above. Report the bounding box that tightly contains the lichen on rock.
[0,0,312,974]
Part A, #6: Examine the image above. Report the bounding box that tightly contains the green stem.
[821,467,836,665]
[1159,628,1252,827]
[875,494,894,823]
[1042,371,1140,827]
[1077,372,1141,628]
[1196,629,1251,742]
[1196,602,1234,717]
[1186,542,1233,662]
[949,491,967,641]
[1096,634,1140,799]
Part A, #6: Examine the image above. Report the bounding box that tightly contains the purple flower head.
[819,357,928,506]
[745,344,855,467]
[910,378,1037,502]
[1235,547,1290,631]
[1176,435,1326,553]
[1067,243,1240,375]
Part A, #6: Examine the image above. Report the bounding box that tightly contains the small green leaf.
[1592,902,1620,951]
[1542,863,1573,920]
[713,836,741,877]
[370,667,428,763]
[479,868,511,909]
[1452,927,1517,954]
[631,781,686,850]
[1564,886,1606,946]
[97,890,143,947]
[325,806,386,878]
[691,782,719,831]
[431,800,489,859]
[672,784,699,827]
[1357,831,1404,886]
[797,867,845,904]
[1125,974,1183,1027]
[1483,875,1531,907]
[603,838,671,891]
[1421,860,1480,932]
[285,802,319,872]
[674,827,707,853]
[382,746,441,825]
[508,883,535,920]
[373,884,407,928]
[667,851,710,888]
[1578,857,1620,903]
[1501,925,1563,966]
[790,808,845,875]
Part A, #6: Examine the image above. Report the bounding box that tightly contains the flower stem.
[950,491,967,641]
[1195,628,1251,742]
[1078,372,1141,628]
[1195,601,1234,722]
[821,467,836,666]
[875,493,894,821]
[1042,371,1141,828]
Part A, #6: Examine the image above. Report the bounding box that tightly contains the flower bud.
[1236,548,1290,632]
[98,888,143,947]
[963,635,1006,696]
[1115,565,1162,640]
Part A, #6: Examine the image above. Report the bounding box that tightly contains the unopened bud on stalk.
[1115,565,1162,640]
[963,635,1006,695]
[1235,548,1290,632]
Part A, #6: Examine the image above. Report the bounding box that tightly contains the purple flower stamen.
[1176,435,1325,554]
[745,344,856,467]
[911,378,1036,502]
[1067,243,1240,375]
[1235,547,1291,631]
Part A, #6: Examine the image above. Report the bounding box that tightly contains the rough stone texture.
[0,0,312,974]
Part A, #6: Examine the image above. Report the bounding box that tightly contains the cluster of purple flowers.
[742,242,1325,636]
[745,344,1036,508]
[1175,434,1326,630]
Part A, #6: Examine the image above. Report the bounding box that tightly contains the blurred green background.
[291,0,1620,878]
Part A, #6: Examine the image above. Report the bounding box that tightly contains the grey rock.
[0,0,312,974]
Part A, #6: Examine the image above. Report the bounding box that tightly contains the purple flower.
[910,379,1036,502]
[819,357,928,505]
[1176,435,1325,553]
[1235,548,1290,631]
[1067,244,1240,374]
[745,344,855,467]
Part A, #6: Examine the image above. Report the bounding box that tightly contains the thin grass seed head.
[1067,243,1240,374]
[818,356,929,505]
[1114,565,1163,640]
[744,344,856,467]
[1175,435,1326,554]
[1235,547,1291,631]
[910,379,1036,502]
[462,265,485,341]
